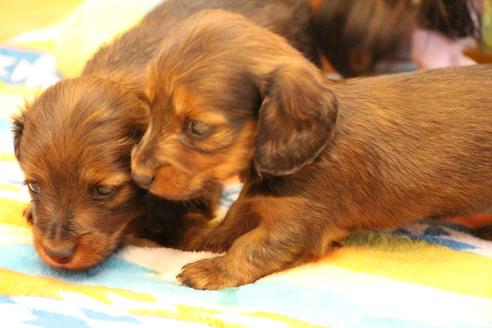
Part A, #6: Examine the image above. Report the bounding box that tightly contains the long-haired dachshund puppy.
[132,10,492,290]
[11,0,338,271]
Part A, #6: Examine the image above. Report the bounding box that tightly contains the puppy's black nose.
[43,244,74,264]
[132,172,154,189]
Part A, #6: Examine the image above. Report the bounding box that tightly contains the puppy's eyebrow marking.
[103,174,132,186]
[193,112,228,126]
[171,87,228,125]
[87,173,131,186]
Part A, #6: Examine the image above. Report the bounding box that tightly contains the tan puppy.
[133,9,490,290]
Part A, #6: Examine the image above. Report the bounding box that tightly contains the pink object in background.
[411,28,477,69]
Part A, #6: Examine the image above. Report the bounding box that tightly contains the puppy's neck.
[240,163,261,185]
[239,162,289,196]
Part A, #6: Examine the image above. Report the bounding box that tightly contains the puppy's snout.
[131,144,157,189]
[132,171,154,189]
[43,244,74,264]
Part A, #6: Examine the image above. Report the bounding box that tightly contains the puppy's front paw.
[23,203,33,225]
[177,256,244,290]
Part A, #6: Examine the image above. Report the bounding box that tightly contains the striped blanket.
[1,1,492,327]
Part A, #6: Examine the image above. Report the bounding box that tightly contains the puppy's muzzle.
[43,244,74,264]
[131,145,156,189]
[41,239,76,265]
[132,171,154,189]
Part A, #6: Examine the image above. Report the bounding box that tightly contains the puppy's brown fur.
[12,0,337,270]
[133,10,492,289]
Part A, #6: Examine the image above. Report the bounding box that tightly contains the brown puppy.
[12,0,333,270]
[132,10,492,289]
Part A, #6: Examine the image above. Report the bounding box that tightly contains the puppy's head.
[131,10,338,200]
[13,76,147,270]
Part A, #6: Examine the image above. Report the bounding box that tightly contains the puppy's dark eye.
[26,182,40,194]
[93,185,118,200]
[187,120,211,138]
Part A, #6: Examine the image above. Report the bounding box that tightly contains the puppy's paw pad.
[177,257,238,290]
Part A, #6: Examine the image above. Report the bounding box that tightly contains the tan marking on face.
[103,174,132,187]
[83,170,132,187]
[172,86,229,126]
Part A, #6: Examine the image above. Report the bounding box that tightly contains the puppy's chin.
[32,227,124,271]
[148,178,211,201]
[147,165,213,201]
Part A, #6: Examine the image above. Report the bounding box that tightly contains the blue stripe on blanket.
[28,310,91,328]
[0,295,15,304]
[0,48,60,86]
[81,309,140,324]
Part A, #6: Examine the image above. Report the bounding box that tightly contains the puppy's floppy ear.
[12,112,25,161]
[254,65,338,176]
